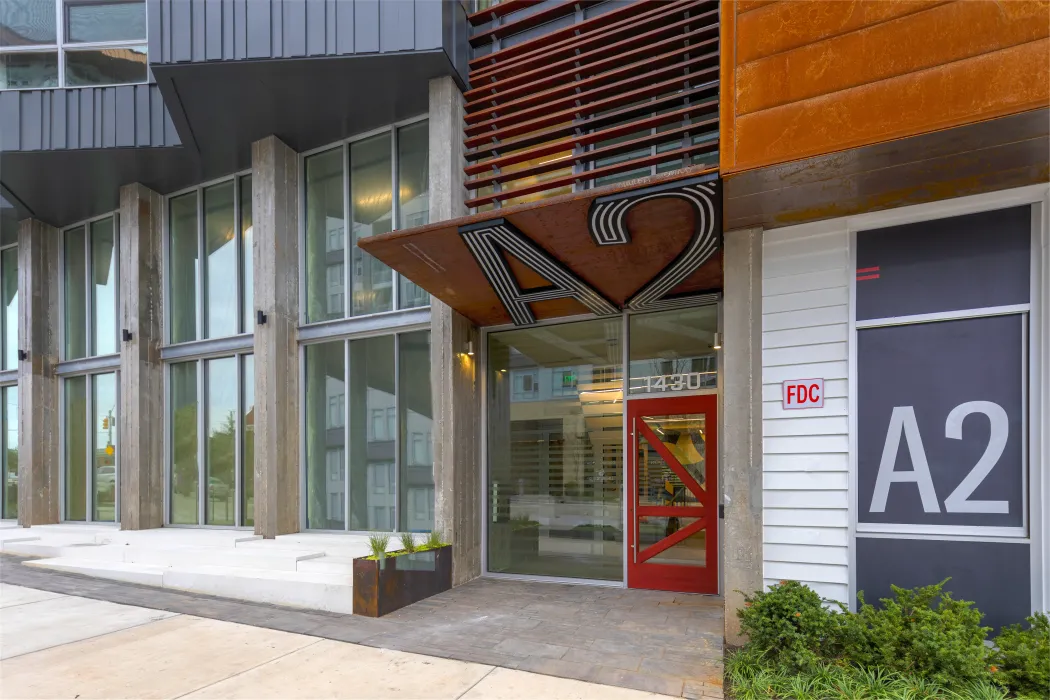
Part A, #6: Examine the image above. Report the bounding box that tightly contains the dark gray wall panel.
[856,537,1031,634]
[150,0,464,82]
[0,85,181,153]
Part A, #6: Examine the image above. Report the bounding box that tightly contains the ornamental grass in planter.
[352,532,452,617]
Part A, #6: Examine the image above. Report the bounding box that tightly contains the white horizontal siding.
[763,224,851,605]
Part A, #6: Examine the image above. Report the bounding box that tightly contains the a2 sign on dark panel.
[857,315,1025,528]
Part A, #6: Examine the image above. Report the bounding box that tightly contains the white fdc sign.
[782,379,824,409]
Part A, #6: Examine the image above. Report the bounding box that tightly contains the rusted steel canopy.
[357,166,722,327]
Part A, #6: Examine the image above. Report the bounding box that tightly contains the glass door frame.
[626,393,719,593]
[59,368,120,524]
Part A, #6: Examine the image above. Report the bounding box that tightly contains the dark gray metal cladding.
[0,0,469,228]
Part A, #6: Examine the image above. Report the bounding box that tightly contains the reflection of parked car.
[96,466,116,494]
[208,477,230,500]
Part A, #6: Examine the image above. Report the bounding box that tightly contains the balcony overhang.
[358,167,722,328]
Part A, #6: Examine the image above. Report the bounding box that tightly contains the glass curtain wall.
[166,174,254,527]
[168,354,254,526]
[63,372,117,522]
[1,231,17,372]
[168,176,253,344]
[487,319,625,581]
[304,330,433,532]
[0,219,17,520]
[61,215,119,522]
[1,386,17,519]
[303,120,430,324]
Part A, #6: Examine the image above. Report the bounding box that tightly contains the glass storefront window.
[399,330,433,532]
[303,120,429,324]
[487,319,625,581]
[64,375,88,521]
[168,177,253,343]
[304,149,345,324]
[351,133,394,316]
[2,386,18,519]
[204,181,237,339]
[305,340,346,529]
[64,217,118,360]
[168,354,253,526]
[304,331,433,533]
[240,175,253,335]
[92,373,117,522]
[64,225,88,359]
[397,121,430,309]
[241,354,254,527]
[91,217,117,356]
[628,306,718,394]
[168,193,199,344]
[169,360,199,524]
[1,246,18,371]
[347,335,394,530]
[205,356,237,525]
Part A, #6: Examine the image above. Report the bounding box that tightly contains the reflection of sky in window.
[207,358,238,432]
[4,389,16,444]
[93,375,116,448]
[207,236,237,336]
[67,2,146,43]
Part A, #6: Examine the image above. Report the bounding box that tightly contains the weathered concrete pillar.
[119,184,165,529]
[722,226,764,644]
[252,135,300,538]
[17,219,60,526]
[429,75,482,585]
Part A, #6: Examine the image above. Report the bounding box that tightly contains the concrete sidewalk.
[0,583,677,700]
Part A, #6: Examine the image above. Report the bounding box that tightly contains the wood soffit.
[358,166,723,327]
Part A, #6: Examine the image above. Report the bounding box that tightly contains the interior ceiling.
[359,167,724,328]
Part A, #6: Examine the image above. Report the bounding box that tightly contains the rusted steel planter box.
[352,546,452,617]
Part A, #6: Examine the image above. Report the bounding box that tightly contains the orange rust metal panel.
[736,0,1050,116]
[720,0,738,173]
[736,0,949,64]
[730,38,1050,175]
[737,0,778,14]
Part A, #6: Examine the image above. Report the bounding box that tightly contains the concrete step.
[2,540,118,559]
[26,558,166,586]
[25,558,354,614]
[120,545,324,571]
[95,529,261,548]
[296,555,356,575]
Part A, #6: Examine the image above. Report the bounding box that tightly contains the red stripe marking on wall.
[856,274,880,281]
[856,266,880,274]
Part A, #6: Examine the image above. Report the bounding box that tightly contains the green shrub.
[737,580,839,671]
[425,529,447,549]
[990,611,1050,698]
[399,532,417,553]
[839,579,991,689]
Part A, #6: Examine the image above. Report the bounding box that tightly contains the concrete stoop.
[0,524,377,614]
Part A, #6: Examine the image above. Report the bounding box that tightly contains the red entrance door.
[627,394,718,594]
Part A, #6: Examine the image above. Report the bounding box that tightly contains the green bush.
[991,612,1050,698]
[737,580,839,671]
[839,579,992,688]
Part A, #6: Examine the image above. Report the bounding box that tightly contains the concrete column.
[722,226,764,644]
[16,219,60,526]
[252,135,300,538]
[429,75,482,585]
[118,184,165,529]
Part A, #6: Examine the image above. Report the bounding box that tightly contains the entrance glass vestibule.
[484,304,721,592]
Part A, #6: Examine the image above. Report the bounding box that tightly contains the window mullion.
[85,223,92,357]
[197,359,205,525]
[55,0,65,86]
[85,374,93,523]
[235,354,243,527]
[234,178,243,334]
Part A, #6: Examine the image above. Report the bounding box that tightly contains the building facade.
[2,0,1048,641]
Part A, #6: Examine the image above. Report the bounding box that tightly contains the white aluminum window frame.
[58,211,120,363]
[0,0,148,91]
